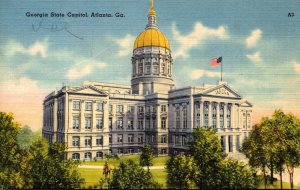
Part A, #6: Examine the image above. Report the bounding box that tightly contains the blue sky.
[0,0,299,130]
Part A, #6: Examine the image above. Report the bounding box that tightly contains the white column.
[190,97,194,130]
[103,100,109,151]
[231,103,235,128]
[199,101,203,128]
[53,98,58,142]
[216,102,220,129]
[208,102,212,127]
[224,103,227,128]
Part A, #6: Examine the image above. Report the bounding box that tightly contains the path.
[79,165,165,170]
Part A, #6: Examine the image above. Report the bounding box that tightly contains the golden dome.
[133,29,170,50]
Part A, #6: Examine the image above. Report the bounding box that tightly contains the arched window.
[72,153,80,160]
[212,103,217,129]
[153,63,159,74]
[162,63,166,74]
[145,63,151,74]
[96,151,103,158]
[220,103,224,128]
[84,152,92,160]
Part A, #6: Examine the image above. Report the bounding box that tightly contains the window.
[243,112,247,128]
[227,104,231,128]
[73,101,80,110]
[228,135,232,152]
[138,119,143,129]
[117,134,123,143]
[85,102,92,111]
[72,153,80,160]
[128,134,134,143]
[84,152,92,160]
[127,120,133,130]
[151,106,156,113]
[175,107,180,129]
[85,117,92,129]
[212,103,217,129]
[138,63,143,74]
[151,135,155,143]
[137,135,143,143]
[117,105,124,113]
[175,135,180,145]
[204,102,209,128]
[128,106,134,113]
[109,104,113,113]
[161,105,166,112]
[128,148,134,154]
[161,135,167,143]
[109,118,112,130]
[162,63,166,74]
[221,136,225,151]
[183,106,187,129]
[96,151,103,158]
[152,119,156,128]
[72,137,80,147]
[220,103,224,128]
[153,64,158,74]
[109,134,112,144]
[97,103,103,111]
[73,117,79,130]
[85,137,92,147]
[118,148,123,154]
[138,106,144,113]
[182,136,187,146]
[236,135,240,151]
[145,64,151,74]
[161,118,166,129]
[161,148,167,154]
[96,136,103,146]
[96,118,103,129]
[117,117,123,129]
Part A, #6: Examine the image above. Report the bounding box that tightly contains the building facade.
[42,1,253,160]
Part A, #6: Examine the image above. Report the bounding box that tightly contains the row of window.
[73,101,104,111]
[72,152,103,160]
[109,134,144,144]
[172,135,188,146]
[133,62,171,76]
[146,135,168,144]
[72,136,103,147]
[73,117,103,130]
[175,106,188,129]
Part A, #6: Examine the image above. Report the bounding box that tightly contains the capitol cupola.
[131,0,174,95]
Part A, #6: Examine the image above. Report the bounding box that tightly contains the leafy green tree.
[218,159,257,189]
[109,159,161,189]
[166,154,197,189]
[0,112,25,188]
[28,139,84,188]
[17,125,37,149]
[140,145,154,172]
[189,128,226,189]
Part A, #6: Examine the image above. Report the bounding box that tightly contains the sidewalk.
[79,165,165,170]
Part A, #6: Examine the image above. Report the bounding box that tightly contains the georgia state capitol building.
[42,1,253,160]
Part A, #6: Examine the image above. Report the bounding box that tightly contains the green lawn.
[80,154,169,168]
[78,168,167,188]
[258,181,296,189]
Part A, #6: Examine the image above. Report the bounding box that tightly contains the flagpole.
[221,57,223,81]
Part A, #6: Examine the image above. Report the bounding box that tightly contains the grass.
[78,168,167,188]
[80,154,169,168]
[258,180,295,189]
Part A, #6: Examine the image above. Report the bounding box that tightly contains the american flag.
[210,57,222,67]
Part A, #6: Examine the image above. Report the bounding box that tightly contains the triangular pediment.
[69,85,107,96]
[202,84,241,99]
[241,100,253,107]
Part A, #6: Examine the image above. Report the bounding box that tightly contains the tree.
[166,154,197,189]
[109,159,161,189]
[0,112,25,188]
[140,145,154,172]
[17,125,39,149]
[218,159,257,189]
[189,128,226,189]
[28,139,84,188]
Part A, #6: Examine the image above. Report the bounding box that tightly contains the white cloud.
[116,34,135,57]
[5,38,48,58]
[172,22,228,59]
[246,29,262,48]
[191,69,220,80]
[246,51,262,62]
[67,59,107,80]
[292,61,300,74]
